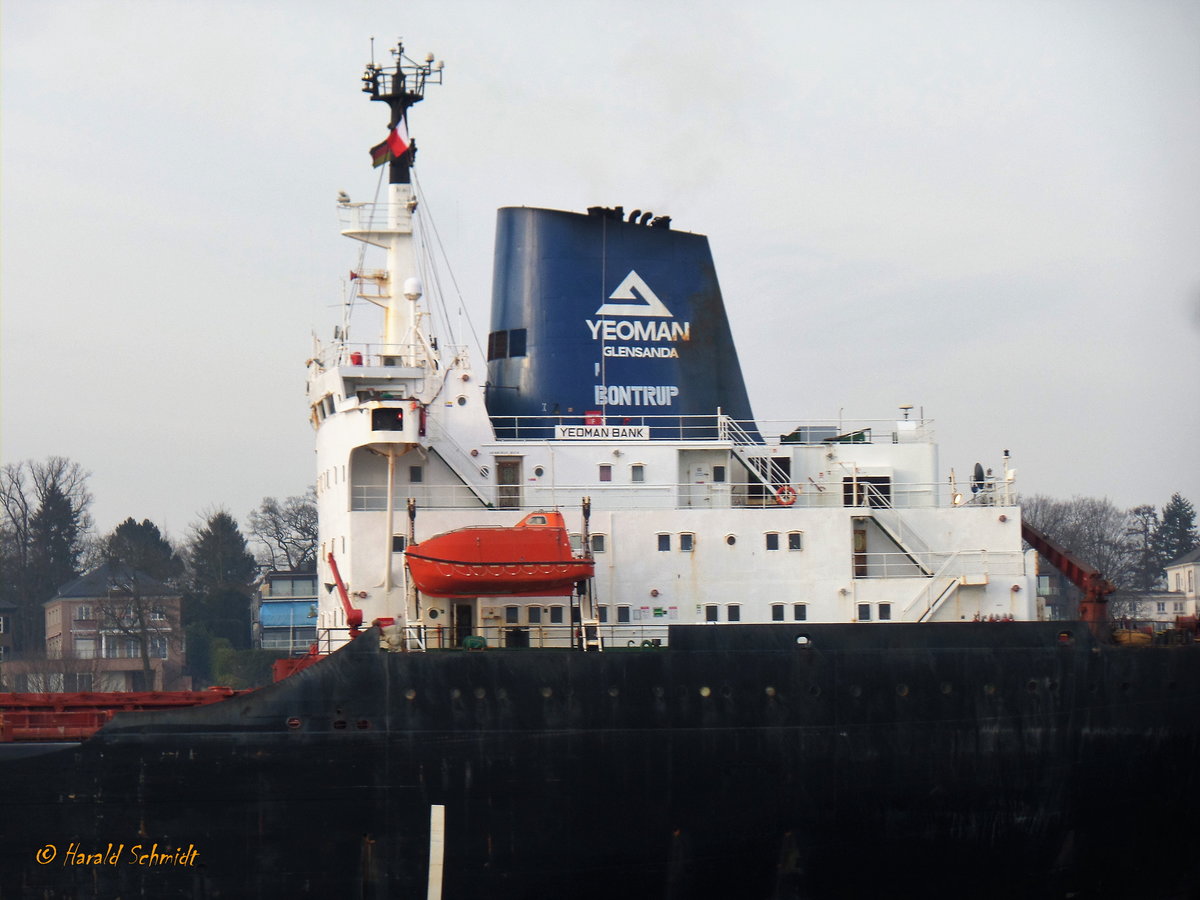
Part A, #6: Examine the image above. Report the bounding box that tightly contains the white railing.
[349,478,977,511]
[490,413,935,444]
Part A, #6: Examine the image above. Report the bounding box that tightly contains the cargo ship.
[2,40,1198,899]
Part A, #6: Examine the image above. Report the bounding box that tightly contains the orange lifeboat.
[404,511,594,597]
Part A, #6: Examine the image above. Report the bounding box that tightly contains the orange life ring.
[776,485,797,506]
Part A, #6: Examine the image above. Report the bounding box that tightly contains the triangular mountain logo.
[594,271,673,317]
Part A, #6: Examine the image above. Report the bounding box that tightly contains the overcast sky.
[3,0,1198,542]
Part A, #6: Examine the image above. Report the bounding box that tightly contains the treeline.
[1021,492,1198,591]
[0,456,317,684]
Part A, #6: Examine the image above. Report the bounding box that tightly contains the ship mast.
[353,40,444,365]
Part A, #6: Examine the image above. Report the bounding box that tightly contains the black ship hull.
[4,623,1199,899]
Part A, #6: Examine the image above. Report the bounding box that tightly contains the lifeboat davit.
[404,511,595,597]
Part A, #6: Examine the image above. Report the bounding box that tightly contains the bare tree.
[247,488,318,572]
[0,458,93,651]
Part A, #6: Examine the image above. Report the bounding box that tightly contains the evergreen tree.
[104,517,185,584]
[186,511,258,649]
[1154,493,1199,567]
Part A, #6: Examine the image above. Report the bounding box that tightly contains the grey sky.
[3,0,1198,542]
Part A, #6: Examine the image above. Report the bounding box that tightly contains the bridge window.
[371,408,404,431]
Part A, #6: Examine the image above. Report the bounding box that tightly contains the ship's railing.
[321,341,472,370]
[349,477,981,511]
[857,550,1027,579]
[337,202,410,232]
[418,623,670,650]
[489,413,934,444]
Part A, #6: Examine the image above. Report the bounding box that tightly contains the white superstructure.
[305,43,1037,652]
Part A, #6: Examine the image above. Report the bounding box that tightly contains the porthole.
[795,634,812,647]
[533,466,545,477]
[764,686,777,698]
[540,686,553,698]
[895,684,909,697]
[404,688,417,700]
[473,687,486,699]
[456,395,467,406]
[699,686,712,698]
[725,534,737,546]
[286,717,302,730]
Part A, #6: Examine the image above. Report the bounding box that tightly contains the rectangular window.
[727,605,741,622]
[74,605,92,621]
[705,604,719,622]
[505,606,519,624]
[487,330,508,361]
[409,465,423,483]
[528,607,543,624]
[679,533,694,552]
[508,328,527,358]
[371,408,405,431]
[713,465,726,483]
[788,532,803,551]
[657,533,671,552]
[857,603,871,621]
[550,606,565,625]
[392,535,407,552]
[771,603,784,621]
[793,604,808,621]
[765,533,780,551]
[617,606,631,624]
[598,606,609,624]
[599,464,613,482]
[1157,602,1166,613]
[591,534,607,553]
[631,464,645,483]
[879,603,892,621]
